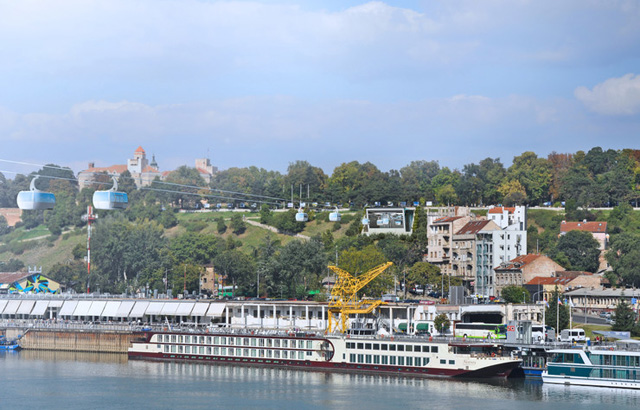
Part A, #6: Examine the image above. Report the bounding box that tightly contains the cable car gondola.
[361,217,370,225]
[92,177,128,210]
[329,207,341,222]
[295,207,308,222]
[16,176,56,210]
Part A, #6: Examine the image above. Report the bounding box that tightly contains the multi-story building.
[452,220,501,286]
[426,215,472,277]
[494,254,564,297]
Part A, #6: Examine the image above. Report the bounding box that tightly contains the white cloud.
[575,73,640,115]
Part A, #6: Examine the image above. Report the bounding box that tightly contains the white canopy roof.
[129,301,149,318]
[58,300,78,316]
[87,301,106,316]
[48,300,64,308]
[191,303,210,316]
[175,302,194,316]
[31,301,49,316]
[101,301,121,317]
[161,302,181,316]
[115,301,135,317]
[73,300,93,316]
[146,302,164,315]
[3,300,21,315]
[0,300,8,314]
[206,303,226,318]
[17,300,35,315]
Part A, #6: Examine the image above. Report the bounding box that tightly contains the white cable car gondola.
[361,217,370,225]
[295,207,308,222]
[16,176,56,210]
[329,207,341,222]
[92,177,128,210]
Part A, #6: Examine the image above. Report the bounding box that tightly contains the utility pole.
[184,264,187,295]
[81,205,97,294]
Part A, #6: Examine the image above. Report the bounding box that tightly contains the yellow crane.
[327,261,394,334]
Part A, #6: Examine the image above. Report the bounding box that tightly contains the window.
[440,359,446,364]
[366,355,372,364]
[357,343,364,349]
[374,355,380,364]
[365,343,372,350]
[398,357,405,366]
[405,345,413,352]
[298,351,304,360]
[407,357,413,366]
[389,344,396,351]
[382,356,388,365]
[358,354,364,363]
[415,357,421,366]
[373,344,380,351]
[449,360,455,365]
[431,346,438,353]
[381,344,388,351]
[350,354,356,362]
[397,345,404,352]
[390,356,396,365]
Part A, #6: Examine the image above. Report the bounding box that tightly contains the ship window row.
[590,368,640,380]
[156,335,312,349]
[346,342,437,354]
[163,345,311,360]
[348,353,432,367]
[590,354,640,367]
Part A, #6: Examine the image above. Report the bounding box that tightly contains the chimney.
[88,162,95,169]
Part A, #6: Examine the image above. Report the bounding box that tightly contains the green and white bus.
[455,323,507,340]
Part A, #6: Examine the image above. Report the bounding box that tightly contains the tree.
[500,285,530,304]
[612,296,636,332]
[407,262,440,290]
[498,179,528,205]
[434,313,450,335]
[213,249,255,295]
[556,230,600,272]
[545,288,570,333]
[607,232,640,287]
[230,213,247,235]
[0,258,25,272]
[216,217,227,234]
[272,239,327,299]
[506,151,552,205]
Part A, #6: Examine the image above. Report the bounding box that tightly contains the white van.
[560,328,586,343]
[531,325,546,343]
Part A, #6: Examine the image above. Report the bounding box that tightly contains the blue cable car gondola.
[361,217,370,225]
[16,176,56,210]
[92,177,128,210]
[295,207,308,222]
[329,207,341,222]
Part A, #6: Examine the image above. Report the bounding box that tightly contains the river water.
[2,350,640,410]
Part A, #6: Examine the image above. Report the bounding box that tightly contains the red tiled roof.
[135,146,145,154]
[488,206,516,214]
[557,271,592,279]
[495,254,541,271]
[560,221,607,233]
[456,220,492,235]
[0,272,30,284]
[433,216,462,224]
[526,276,573,286]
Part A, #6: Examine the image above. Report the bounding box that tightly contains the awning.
[416,323,430,331]
[115,301,135,317]
[206,303,226,318]
[145,302,164,315]
[3,300,21,315]
[158,302,178,315]
[17,300,35,315]
[174,302,194,316]
[129,301,150,318]
[87,301,106,316]
[0,300,9,314]
[191,303,209,317]
[398,323,408,331]
[58,301,78,316]
[48,300,64,308]
[101,301,121,317]
[31,301,49,316]
[73,301,93,316]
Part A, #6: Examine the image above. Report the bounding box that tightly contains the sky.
[1,0,639,177]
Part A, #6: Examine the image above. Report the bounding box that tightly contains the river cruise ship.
[129,329,521,378]
[542,344,640,389]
